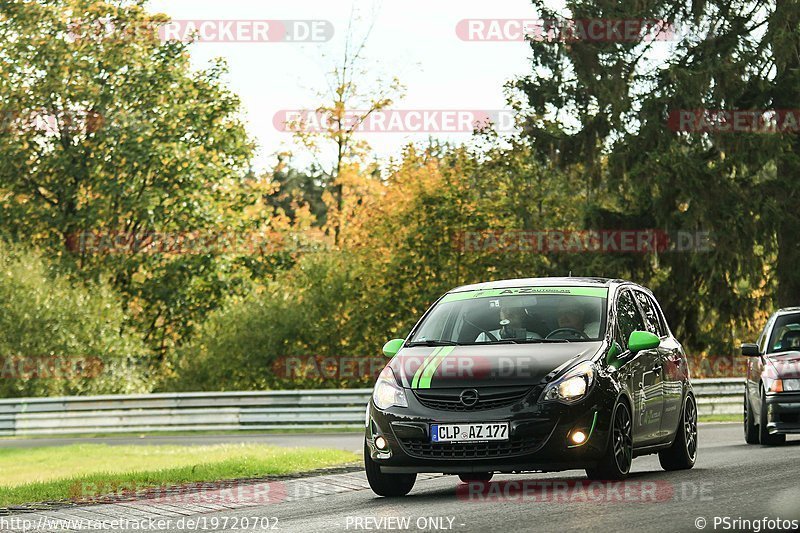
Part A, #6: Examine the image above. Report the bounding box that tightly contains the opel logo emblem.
[459,389,479,407]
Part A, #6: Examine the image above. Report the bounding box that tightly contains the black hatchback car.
[365,278,697,496]
[741,307,800,445]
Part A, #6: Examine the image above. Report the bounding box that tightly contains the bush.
[169,250,390,391]
[0,243,150,397]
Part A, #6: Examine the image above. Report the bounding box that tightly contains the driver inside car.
[475,306,542,342]
[556,301,601,338]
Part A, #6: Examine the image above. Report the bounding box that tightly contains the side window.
[757,317,774,353]
[756,327,767,353]
[616,290,646,349]
[634,291,665,337]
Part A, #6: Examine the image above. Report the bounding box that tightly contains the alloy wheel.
[684,396,698,461]
[613,403,633,474]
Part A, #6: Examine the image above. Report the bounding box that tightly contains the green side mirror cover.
[382,338,405,357]
[628,330,660,352]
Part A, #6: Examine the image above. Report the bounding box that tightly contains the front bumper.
[366,386,614,474]
[765,392,800,434]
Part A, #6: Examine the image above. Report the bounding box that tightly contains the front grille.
[399,436,541,459]
[414,386,531,412]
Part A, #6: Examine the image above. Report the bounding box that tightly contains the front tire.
[744,390,759,444]
[758,387,786,446]
[586,400,633,480]
[364,442,416,497]
[659,393,698,471]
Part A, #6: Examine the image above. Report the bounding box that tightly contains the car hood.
[390,342,603,389]
[766,351,800,378]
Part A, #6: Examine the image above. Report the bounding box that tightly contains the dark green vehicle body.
[364,278,698,495]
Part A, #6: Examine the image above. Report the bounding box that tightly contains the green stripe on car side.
[440,286,608,303]
[411,347,441,389]
[417,346,456,389]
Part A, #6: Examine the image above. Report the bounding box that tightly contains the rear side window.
[616,289,646,349]
[634,291,666,337]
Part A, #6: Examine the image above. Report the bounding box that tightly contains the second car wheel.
[659,394,698,471]
[364,442,416,497]
[586,400,633,480]
[758,387,786,446]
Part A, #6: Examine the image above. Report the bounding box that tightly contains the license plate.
[431,423,509,443]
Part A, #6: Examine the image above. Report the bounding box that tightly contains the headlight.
[372,367,408,410]
[542,361,596,403]
[783,378,800,392]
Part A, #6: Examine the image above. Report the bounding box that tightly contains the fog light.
[571,430,587,445]
[375,436,388,450]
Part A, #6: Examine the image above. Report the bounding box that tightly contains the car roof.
[774,307,800,318]
[448,277,629,294]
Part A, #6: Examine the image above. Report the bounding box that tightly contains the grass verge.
[0,443,359,508]
[699,414,740,423]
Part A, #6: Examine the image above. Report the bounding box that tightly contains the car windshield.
[769,314,800,353]
[408,287,608,345]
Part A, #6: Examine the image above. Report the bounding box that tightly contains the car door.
[633,290,681,440]
[615,288,663,445]
[747,317,772,417]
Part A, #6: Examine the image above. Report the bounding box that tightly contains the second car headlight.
[372,367,408,410]
[542,361,596,403]
[783,378,800,392]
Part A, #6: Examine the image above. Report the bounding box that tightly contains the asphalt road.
[4,423,799,533]
[179,424,800,533]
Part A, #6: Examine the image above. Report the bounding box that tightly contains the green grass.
[0,443,359,508]
[699,414,740,423]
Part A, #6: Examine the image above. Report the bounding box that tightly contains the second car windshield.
[769,314,800,353]
[408,287,608,345]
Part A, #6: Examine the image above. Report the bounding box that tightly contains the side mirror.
[628,330,660,352]
[741,343,760,357]
[606,341,625,368]
[382,338,405,358]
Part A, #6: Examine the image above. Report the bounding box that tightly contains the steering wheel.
[546,327,589,340]
[482,330,498,341]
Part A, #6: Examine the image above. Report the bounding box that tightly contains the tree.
[0,0,258,362]
[513,0,798,351]
[284,13,404,245]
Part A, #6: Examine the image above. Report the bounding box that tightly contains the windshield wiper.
[516,338,571,343]
[464,338,572,345]
[406,340,460,347]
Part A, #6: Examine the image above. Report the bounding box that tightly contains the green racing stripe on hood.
[416,345,456,389]
[411,347,442,389]
[440,286,608,303]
